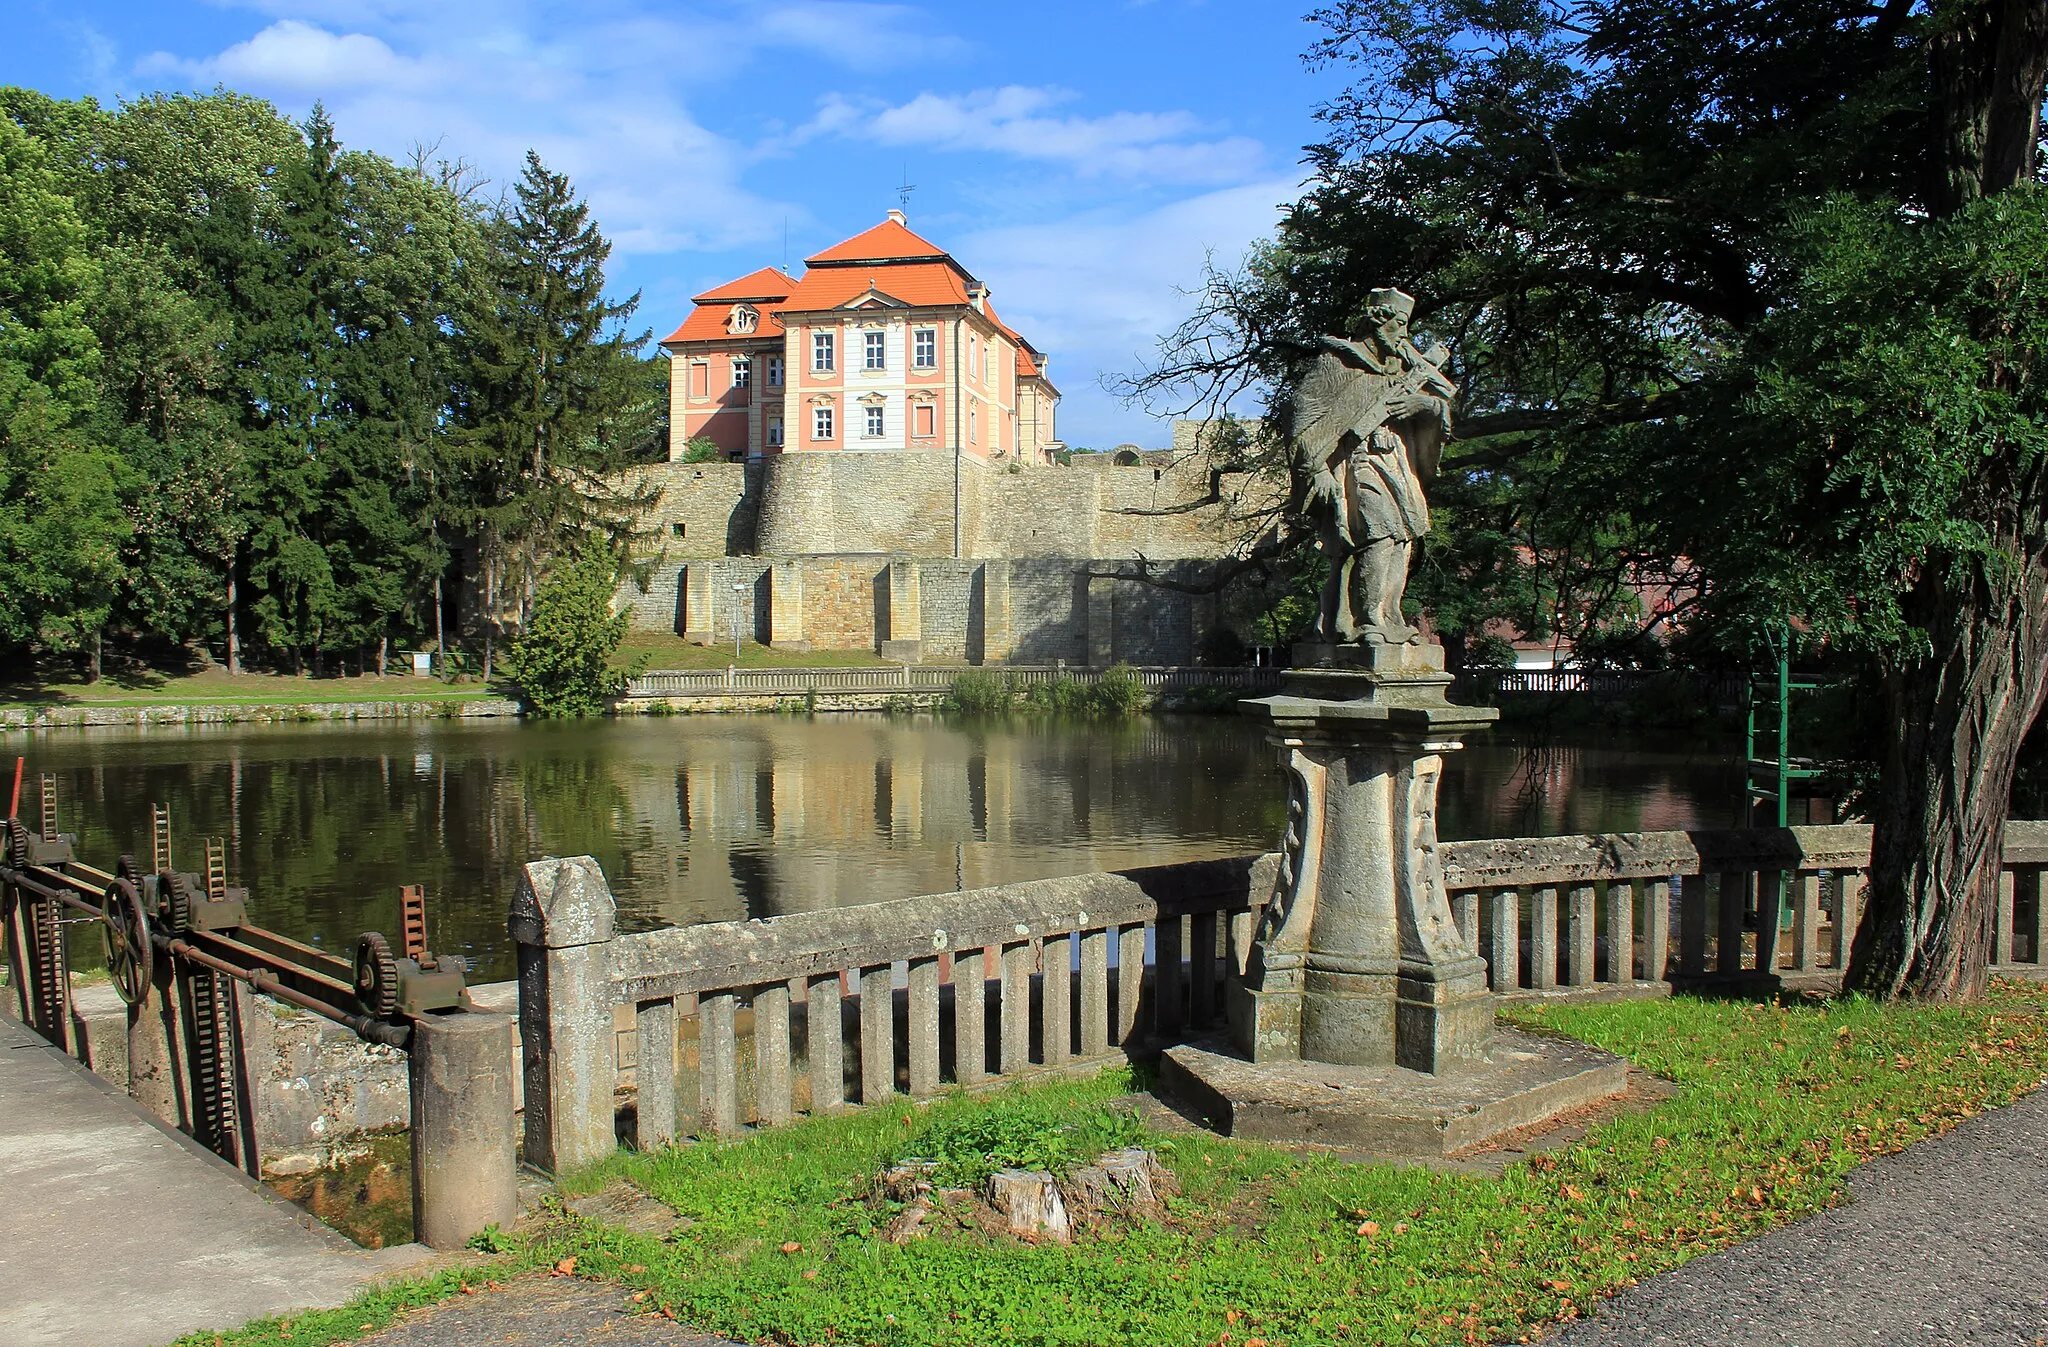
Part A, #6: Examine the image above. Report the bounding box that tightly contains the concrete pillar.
[1233,645,1500,1073]
[409,1010,517,1249]
[509,856,618,1174]
[769,562,809,650]
[683,563,717,645]
[881,559,922,663]
[127,958,180,1126]
[1086,575,1116,667]
[981,561,1012,665]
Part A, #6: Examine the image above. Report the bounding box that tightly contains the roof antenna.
[895,163,915,216]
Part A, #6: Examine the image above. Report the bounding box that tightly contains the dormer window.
[728,305,759,335]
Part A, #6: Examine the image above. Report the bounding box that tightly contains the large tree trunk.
[225,562,240,676]
[1851,510,2048,998]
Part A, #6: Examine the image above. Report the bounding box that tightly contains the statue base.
[1157,1027,1627,1160]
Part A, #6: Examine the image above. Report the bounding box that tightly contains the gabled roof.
[691,266,795,304]
[780,261,973,313]
[985,303,1047,380]
[805,219,955,268]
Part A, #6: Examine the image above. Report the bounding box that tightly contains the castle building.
[661,211,1060,464]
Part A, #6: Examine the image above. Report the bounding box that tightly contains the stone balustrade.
[510,821,2048,1172]
[624,663,1281,700]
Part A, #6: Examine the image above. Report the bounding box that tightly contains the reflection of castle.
[602,718,1280,929]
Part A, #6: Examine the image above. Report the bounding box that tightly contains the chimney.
[886,208,907,226]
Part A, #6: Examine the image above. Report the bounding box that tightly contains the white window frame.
[767,355,784,387]
[913,328,937,369]
[732,356,750,389]
[813,331,835,373]
[864,403,885,438]
[766,418,783,447]
[864,330,887,371]
[969,405,978,444]
[813,407,834,440]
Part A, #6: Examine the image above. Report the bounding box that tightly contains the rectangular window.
[813,331,835,372]
[813,407,833,440]
[689,363,709,398]
[767,355,783,387]
[766,419,783,447]
[864,330,887,371]
[913,403,935,438]
[732,356,750,388]
[969,406,978,444]
[913,328,936,368]
[864,404,884,438]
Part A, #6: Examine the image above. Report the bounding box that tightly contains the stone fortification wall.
[623,554,1219,667]
[693,450,1266,560]
[626,460,760,557]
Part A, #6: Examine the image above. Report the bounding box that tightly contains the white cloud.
[959,177,1299,444]
[140,20,429,92]
[805,85,1265,186]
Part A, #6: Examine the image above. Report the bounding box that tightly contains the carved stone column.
[1233,640,1498,1074]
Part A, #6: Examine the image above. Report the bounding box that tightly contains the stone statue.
[1287,288,1457,647]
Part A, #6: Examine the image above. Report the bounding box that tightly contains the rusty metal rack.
[1,763,471,1175]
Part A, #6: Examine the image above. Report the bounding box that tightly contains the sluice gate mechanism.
[0,762,472,1178]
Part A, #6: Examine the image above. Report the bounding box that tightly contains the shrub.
[680,435,724,464]
[503,548,634,717]
[1090,663,1148,717]
[941,670,1015,717]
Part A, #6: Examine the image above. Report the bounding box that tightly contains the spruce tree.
[452,151,658,677]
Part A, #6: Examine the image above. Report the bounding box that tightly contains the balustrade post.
[1603,881,1634,984]
[1995,869,2016,967]
[1487,889,1519,992]
[1644,879,1671,982]
[1529,887,1559,990]
[509,856,619,1174]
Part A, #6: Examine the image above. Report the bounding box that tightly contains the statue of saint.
[1286,288,1457,646]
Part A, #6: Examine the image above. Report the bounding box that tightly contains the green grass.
[197,985,2048,1346]
[0,667,494,709]
[534,986,2048,1347]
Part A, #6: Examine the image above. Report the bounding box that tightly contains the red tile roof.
[692,267,795,304]
[984,303,1044,379]
[804,219,954,268]
[662,305,786,345]
[780,261,972,313]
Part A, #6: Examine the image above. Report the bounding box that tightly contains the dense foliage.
[1133,0,2048,996]
[0,90,662,678]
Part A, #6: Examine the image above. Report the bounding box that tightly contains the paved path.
[1550,1085,2048,1346]
[0,1010,427,1347]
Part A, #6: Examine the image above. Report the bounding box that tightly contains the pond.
[11,713,1743,983]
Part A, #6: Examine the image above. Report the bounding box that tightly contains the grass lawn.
[0,666,495,709]
[189,985,2048,1347]
[614,634,903,672]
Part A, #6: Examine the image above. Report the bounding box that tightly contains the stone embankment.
[0,696,520,731]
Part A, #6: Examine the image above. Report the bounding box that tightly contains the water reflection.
[12,715,1740,983]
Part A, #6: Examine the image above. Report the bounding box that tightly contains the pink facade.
[660,213,1059,464]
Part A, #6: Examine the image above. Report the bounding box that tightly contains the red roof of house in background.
[663,306,787,345]
[691,267,795,304]
[984,304,1045,379]
[804,219,955,268]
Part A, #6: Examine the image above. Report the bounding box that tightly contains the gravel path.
[355,1275,741,1346]
[1547,1085,2048,1346]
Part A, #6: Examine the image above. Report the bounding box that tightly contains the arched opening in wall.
[1112,449,1141,466]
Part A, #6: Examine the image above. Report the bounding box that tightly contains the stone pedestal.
[1232,637,1498,1074]
[1159,636,1626,1153]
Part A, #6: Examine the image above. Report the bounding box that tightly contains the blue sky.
[5,1,1342,446]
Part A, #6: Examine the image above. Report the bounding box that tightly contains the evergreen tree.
[452,151,658,677]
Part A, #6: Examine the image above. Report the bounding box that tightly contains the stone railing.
[1454,668,1747,699]
[510,821,2047,1170]
[1441,821,2048,996]
[623,664,1281,700]
[511,853,1274,1173]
